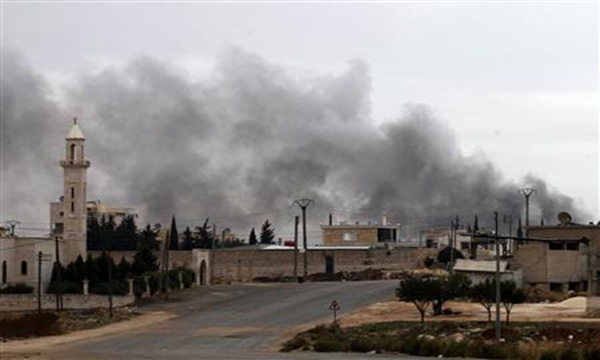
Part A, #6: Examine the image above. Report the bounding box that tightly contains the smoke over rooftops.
[1,48,587,236]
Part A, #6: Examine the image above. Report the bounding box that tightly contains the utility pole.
[108,250,113,318]
[449,220,455,273]
[105,233,113,318]
[293,198,313,281]
[503,214,512,256]
[494,212,501,342]
[520,188,535,237]
[449,215,459,272]
[211,222,216,284]
[54,235,62,311]
[38,251,43,315]
[293,215,299,281]
[6,219,20,236]
[163,230,170,298]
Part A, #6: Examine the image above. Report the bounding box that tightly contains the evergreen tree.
[169,215,179,250]
[517,217,523,238]
[99,214,117,250]
[132,248,158,276]
[259,219,275,244]
[115,257,131,280]
[139,224,159,250]
[248,227,257,245]
[181,226,195,250]
[94,251,113,283]
[87,216,101,250]
[194,218,214,249]
[473,215,479,233]
[114,215,138,250]
[85,254,99,284]
[65,255,86,283]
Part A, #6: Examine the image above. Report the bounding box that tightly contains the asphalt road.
[38,280,440,359]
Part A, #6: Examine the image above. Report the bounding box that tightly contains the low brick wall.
[0,294,134,312]
[213,247,436,283]
[587,296,600,317]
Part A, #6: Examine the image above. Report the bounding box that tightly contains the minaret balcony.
[60,160,91,167]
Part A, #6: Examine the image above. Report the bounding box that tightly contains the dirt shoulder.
[339,296,599,327]
[1,310,175,358]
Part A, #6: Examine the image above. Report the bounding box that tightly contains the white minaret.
[59,117,90,264]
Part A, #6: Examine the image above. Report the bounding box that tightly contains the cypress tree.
[248,228,257,245]
[169,216,179,250]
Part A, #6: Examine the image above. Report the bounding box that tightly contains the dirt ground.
[1,311,176,358]
[2,291,599,359]
[339,296,599,327]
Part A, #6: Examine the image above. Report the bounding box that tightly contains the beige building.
[511,213,599,294]
[0,236,56,290]
[321,215,399,246]
[421,227,472,251]
[86,200,137,223]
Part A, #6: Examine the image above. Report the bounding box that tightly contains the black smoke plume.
[1,48,588,239]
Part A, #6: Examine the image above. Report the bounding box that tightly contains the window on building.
[343,233,357,241]
[549,283,563,292]
[70,143,76,162]
[566,242,580,251]
[377,228,395,242]
[1,261,6,284]
[425,239,437,248]
[21,261,27,275]
[549,242,565,250]
[71,187,75,199]
[71,201,75,212]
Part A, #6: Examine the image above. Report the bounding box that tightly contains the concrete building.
[321,214,399,246]
[453,259,522,287]
[0,236,56,290]
[511,212,599,294]
[85,200,137,223]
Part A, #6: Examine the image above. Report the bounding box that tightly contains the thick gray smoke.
[1,48,587,239]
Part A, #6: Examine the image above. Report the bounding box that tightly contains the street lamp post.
[293,198,313,281]
[520,188,535,237]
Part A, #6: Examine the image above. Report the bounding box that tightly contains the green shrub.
[46,280,82,294]
[314,338,349,352]
[349,336,376,352]
[540,349,560,360]
[582,347,600,360]
[0,312,61,338]
[559,347,581,360]
[443,340,470,357]
[415,338,444,357]
[280,335,311,352]
[0,283,34,294]
[91,281,128,295]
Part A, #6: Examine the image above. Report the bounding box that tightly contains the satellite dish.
[558,212,572,225]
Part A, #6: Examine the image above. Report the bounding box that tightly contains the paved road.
[37,281,441,359]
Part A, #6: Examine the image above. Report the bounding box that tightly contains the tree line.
[87,215,277,251]
[396,273,525,324]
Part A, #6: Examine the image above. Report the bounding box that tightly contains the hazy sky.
[1,1,598,234]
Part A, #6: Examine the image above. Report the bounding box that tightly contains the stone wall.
[587,296,600,317]
[93,247,435,285]
[0,294,134,312]
[212,247,435,283]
